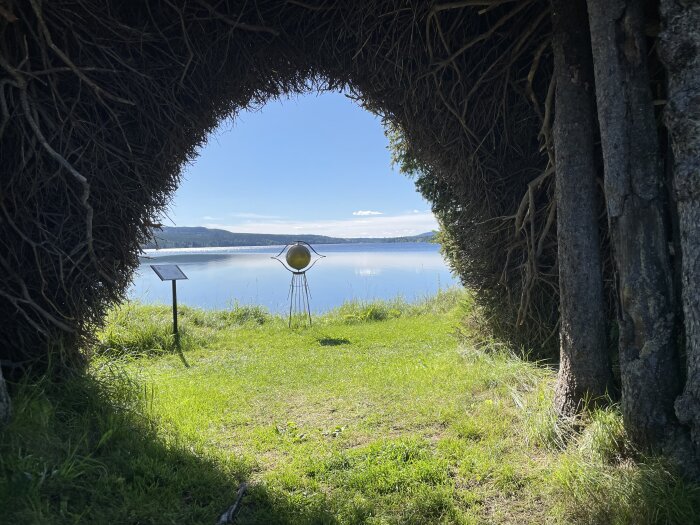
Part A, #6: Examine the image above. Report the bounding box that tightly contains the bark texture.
[0,366,10,427]
[551,0,613,416]
[659,0,700,456]
[587,0,682,451]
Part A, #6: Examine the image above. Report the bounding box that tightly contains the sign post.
[150,264,189,366]
[172,279,179,345]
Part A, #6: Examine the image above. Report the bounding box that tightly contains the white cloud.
[202,215,221,221]
[352,210,383,216]
[204,212,438,238]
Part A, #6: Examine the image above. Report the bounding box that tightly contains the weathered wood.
[217,482,248,525]
[587,0,684,452]
[550,0,613,416]
[659,0,700,459]
[0,366,10,427]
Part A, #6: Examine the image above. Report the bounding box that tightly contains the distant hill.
[143,226,436,249]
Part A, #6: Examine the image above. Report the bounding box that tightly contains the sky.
[164,91,438,238]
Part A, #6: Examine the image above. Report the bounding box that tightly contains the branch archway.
[0,0,553,371]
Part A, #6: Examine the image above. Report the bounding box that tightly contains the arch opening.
[134,90,454,312]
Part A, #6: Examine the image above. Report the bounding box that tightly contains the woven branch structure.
[0,0,560,372]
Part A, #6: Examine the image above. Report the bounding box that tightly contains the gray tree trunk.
[0,366,10,427]
[551,0,613,417]
[586,0,683,452]
[659,0,700,457]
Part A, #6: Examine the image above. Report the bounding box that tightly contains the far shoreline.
[140,240,441,255]
[144,225,437,250]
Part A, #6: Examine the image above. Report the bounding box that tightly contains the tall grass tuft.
[182,302,272,329]
[327,287,464,324]
[95,303,201,357]
[578,406,633,463]
[525,398,700,524]
[551,452,700,524]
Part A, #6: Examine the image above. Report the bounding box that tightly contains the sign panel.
[150,264,188,281]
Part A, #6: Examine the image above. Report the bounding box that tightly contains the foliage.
[387,119,560,359]
[5,292,696,524]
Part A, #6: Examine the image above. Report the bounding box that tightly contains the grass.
[0,369,246,524]
[2,288,699,524]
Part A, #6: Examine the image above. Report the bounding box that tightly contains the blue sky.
[164,91,437,238]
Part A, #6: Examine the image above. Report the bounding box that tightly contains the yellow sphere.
[286,244,311,270]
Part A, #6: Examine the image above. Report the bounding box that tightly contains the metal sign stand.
[171,279,179,347]
[151,264,189,367]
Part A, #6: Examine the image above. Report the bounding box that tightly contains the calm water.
[129,243,459,313]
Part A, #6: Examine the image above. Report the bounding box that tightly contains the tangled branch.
[0,0,559,372]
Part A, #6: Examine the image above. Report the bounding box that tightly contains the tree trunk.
[0,366,10,427]
[551,0,613,417]
[659,0,700,457]
[586,0,684,453]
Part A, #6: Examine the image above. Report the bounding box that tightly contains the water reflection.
[355,268,382,277]
[129,243,458,312]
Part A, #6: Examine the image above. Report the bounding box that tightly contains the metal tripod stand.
[271,241,325,328]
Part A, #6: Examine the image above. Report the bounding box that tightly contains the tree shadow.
[317,338,351,347]
[233,484,340,525]
[0,368,337,524]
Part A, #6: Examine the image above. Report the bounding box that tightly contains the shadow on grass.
[317,337,351,347]
[233,485,340,525]
[0,368,339,525]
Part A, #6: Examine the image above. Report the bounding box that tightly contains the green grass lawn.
[2,290,699,524]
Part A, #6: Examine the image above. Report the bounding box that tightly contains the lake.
[129,242,459,312]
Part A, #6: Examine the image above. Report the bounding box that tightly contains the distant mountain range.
[143,226,436,249]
